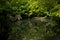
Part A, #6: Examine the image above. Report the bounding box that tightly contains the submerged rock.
[7,14,22,22]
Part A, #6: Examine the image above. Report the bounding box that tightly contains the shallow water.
[8,19,59,40]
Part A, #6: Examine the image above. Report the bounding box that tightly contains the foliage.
[0,0,59,17]
[50,5,60,17]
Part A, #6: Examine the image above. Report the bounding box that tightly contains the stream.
[7,19,60,40]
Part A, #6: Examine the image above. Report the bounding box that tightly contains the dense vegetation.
[0,0,60,40]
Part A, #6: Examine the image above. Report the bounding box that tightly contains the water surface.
[8,19,58,40]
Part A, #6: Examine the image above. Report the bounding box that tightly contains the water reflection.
[8,19,57,40]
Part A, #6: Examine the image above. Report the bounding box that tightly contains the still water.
[8,19,59,40]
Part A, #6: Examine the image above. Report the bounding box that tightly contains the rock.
[7,14,22,22]
[31,17,46,21]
